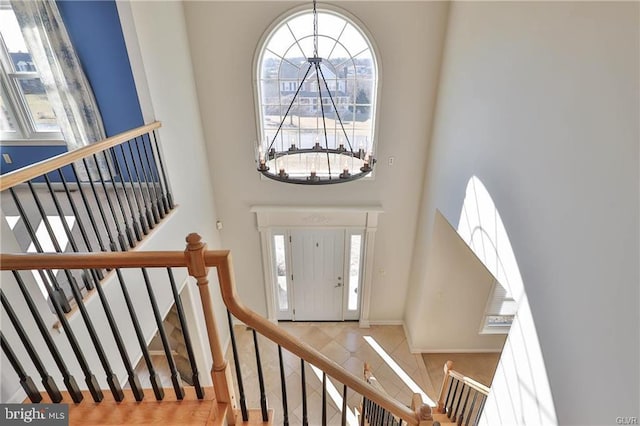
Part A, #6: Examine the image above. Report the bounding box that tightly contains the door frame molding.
[251,205,383,327]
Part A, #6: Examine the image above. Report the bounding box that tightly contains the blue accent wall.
[57,0,144,136]
[1,0,144,176]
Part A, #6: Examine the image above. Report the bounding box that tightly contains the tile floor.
[226,322,435,425]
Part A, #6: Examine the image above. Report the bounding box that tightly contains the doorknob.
[335,283,343,288]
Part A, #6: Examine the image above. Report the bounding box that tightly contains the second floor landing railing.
[0,122,175,311]
[435,361,490,426]
[1,234,433,426]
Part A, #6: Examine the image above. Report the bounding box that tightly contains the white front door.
[290,229,345,321]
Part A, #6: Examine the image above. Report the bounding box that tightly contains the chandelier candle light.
[256,0,376,184]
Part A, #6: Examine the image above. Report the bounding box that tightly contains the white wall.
[406,2,639,424]
[182,1,450,322]
[124,0,230,381]
[409,210,506,353]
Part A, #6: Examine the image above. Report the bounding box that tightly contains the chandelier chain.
[313,0,318,58]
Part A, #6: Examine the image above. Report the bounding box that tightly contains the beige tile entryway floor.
[227,322,434,425]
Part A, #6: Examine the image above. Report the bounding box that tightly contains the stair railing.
[362,362,434,426]
[1,233,428,425]
[436,361,490,426]
[0,122,174,311]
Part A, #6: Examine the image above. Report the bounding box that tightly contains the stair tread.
[33,387,223,425]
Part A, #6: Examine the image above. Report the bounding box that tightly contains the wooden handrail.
[449,369,490,395]
[0,121,162,192]
[0,233,423,425]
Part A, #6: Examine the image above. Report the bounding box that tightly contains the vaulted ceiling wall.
[182,1,450,320]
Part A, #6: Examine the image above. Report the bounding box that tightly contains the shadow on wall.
[457,176,557,426]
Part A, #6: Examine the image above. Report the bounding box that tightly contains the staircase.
[0,233,489,425]
[0,123,490,424]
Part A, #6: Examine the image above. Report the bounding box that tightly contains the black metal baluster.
[134,136,161,222]
[341,384,347,426]
[150,129,174,210]
[301,359,309,426]
[90,155,130,251]
[141,268,184,399]
[114,269,164,400]
[126,139,155,228]
[277,345,289,426]
[116,144,149,235]
[26,181,123,401]
[68,164,109,254]
[57,168,103,281]
[108,148,143,242]
[58,272,124,401]
[252,329,268,422]
[98,151,136,247]
[88,267,144,401]
[33,267,103,402]
[447,379,459,418]
[8,188,70,312]
[42,174,93,292]
[227,311,248,420]
[458,387,472,426]
[322,372,327,426]
[465,392,478,426]
[0,332,41,403]
[11,271,82,403]
[79,158,121,252]
[452,383,466,423]
[140,134,166,216]
[167,268,203,398]
[0,291,61,402]
[474,395,487,426]
[360,396,367,426]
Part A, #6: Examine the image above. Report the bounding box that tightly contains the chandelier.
[256,0,376,184]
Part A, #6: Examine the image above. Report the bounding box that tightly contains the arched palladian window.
[254,6,379,180]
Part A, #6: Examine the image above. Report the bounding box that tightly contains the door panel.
[291,229,344,321]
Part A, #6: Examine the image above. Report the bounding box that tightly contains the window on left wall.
[0,3,63,144]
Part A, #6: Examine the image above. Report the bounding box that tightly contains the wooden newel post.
[185,233,237,424]
[411,393,433,425]
[436,360,454,413]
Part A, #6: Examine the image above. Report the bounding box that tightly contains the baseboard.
[402,323,503,355]
[416,348,503,354]
[367,319,404,326]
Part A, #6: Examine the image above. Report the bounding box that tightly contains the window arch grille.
[255,7,379,180]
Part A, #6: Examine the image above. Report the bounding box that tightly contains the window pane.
[18,78,60,131]
[258,9,377,165]
[347,234,362,311]
[273,235,288,310]
[0,9,30,70]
